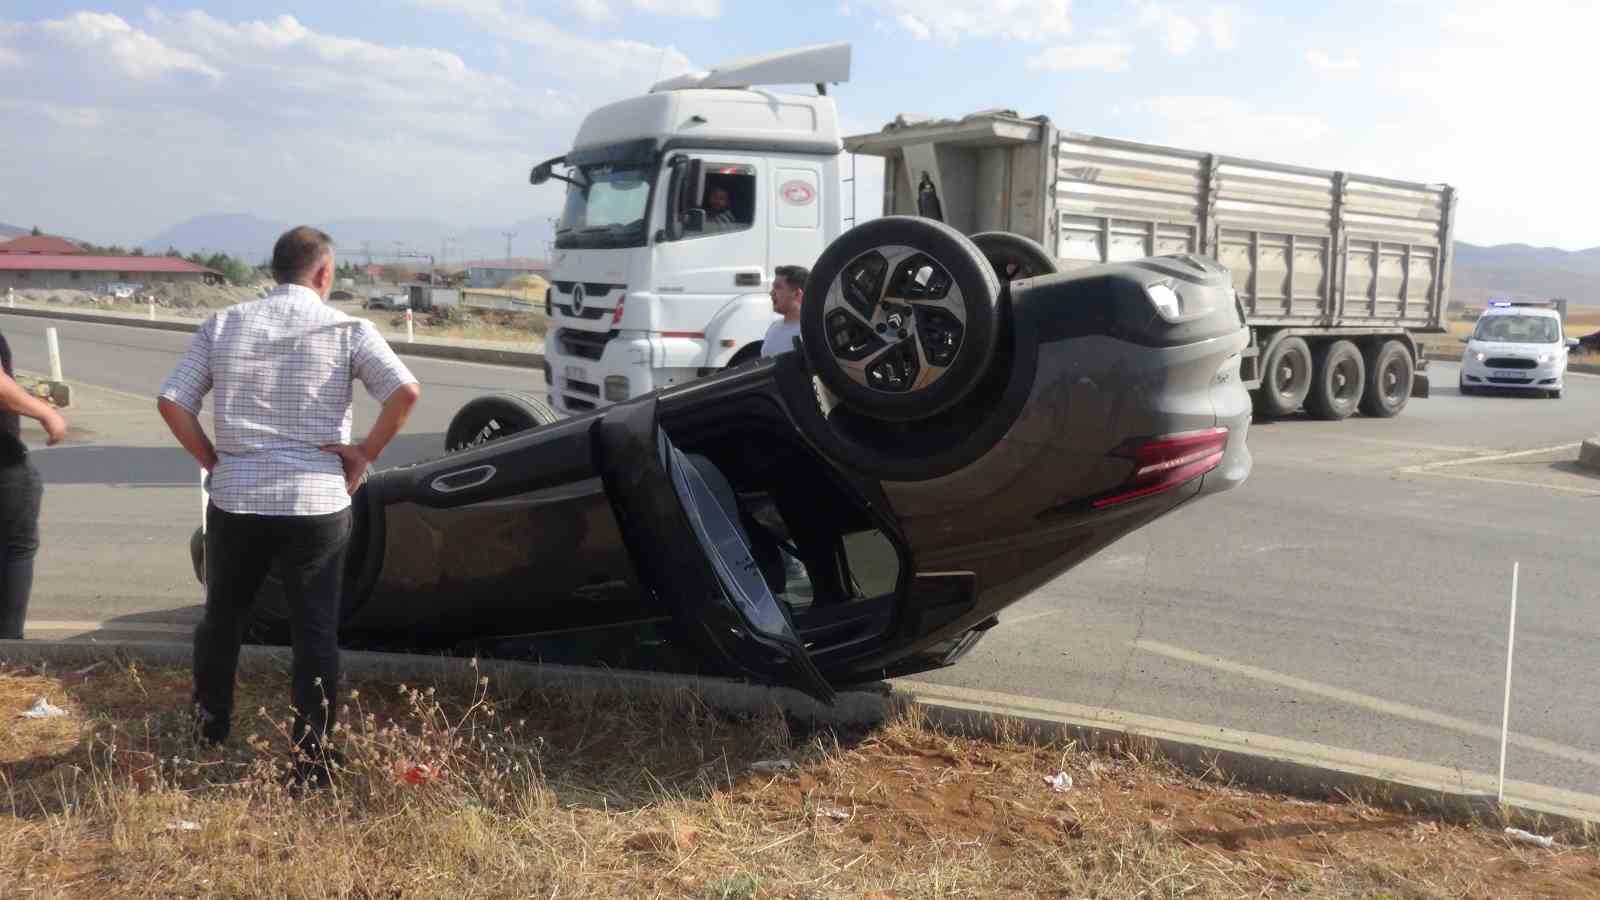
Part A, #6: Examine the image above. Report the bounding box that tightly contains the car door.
[594,395,835,703]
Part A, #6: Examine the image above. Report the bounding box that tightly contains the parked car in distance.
[1459,301,1577,398]
[330,289,355,301]
[366,293,409,310]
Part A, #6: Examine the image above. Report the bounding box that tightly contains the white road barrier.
[45,327,62,382]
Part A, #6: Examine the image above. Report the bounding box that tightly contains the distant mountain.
[0,223,28,240]
[1452,241,1600,307]
[139,214,555,266]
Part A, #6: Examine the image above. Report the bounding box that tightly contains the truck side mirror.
[664,158,687,242]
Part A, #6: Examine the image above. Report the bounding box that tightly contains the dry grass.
[3,658,1597,898]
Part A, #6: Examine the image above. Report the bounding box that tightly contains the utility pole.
[502,231,516,263]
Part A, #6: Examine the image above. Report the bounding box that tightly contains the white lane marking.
[1409,469,1600,497]
[1000,609,1067,628]
[1335,437,1487,454]
[1133,639,1600,769]
[1400,442,1581,473]
[25,620,192,636]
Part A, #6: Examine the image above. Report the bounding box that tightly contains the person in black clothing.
[0,330,68,640]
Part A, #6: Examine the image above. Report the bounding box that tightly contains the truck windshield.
[1473,315,1559,343]
[554,163,653,250]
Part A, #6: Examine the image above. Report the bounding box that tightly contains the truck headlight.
[604,375,630,401]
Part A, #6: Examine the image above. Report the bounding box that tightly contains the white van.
[1459,302,1577,398]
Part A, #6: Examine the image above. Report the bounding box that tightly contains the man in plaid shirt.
[158,226,421,785]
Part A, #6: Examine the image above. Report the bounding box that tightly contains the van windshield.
[554,163,654,250]
[1473,314,1559,343]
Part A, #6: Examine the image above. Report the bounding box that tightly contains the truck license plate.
[564,365,586,384]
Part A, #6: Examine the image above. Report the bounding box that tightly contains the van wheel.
[1255,337,1313,417]
[802,216,999,422]
[1359,340,1413,418]
[1306,340,1365,420]
[445,391,560,452]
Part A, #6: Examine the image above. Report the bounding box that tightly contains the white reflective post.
[45,327,62,382]
[1498,561,1519,804]
[149,296,156,320]
[405,308,414,343]
[200,467,209,534]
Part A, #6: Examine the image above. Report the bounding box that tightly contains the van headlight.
[1537,353,1553,364]
[1473,352,1487,362]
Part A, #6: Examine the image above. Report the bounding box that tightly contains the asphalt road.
[11,312,1600,796]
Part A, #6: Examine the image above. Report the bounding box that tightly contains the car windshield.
[1473,314,1560,343]
[554,163,653,250]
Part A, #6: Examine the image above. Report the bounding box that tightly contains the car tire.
[969,231,1059,282]
[1458,379,1476,396]
[445,391,560,452]
[1306,340,1365,420]
[1359,340,1413,418]
[801,216,1000,422]
[1255,336,1313,417]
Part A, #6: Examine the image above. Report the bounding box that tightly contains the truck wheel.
[802,216,999,422]
[1255,337,1313,417]
[970,231,1058,282]
[1306,340,1365,420]
[445,391,561,452]
[724,343,764,370]
[1359,340,1413,418]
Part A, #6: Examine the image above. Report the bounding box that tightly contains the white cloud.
[1137,96,1332,154]
[0,47,19,69]
[413,0,695,88]
[39,11,219,80]
[1025,42,1132,72]
[1305,48,1359,72]
[862,0,1073,43]
[1206,7,1237,50]
[0,99,101,129]
[632,0,722,16]
[568,0,616,23]
[1136,3,1235,55]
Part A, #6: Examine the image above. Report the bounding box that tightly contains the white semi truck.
[534,43,850,414]
[534,42,1450,420]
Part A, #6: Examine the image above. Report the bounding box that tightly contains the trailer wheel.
[802,216,1000,422]
[1306,340,1365,420]
[970,231,1058,282]
[445,391,561,452]
[1359,340,1413,418]
[1255,337,1313,417]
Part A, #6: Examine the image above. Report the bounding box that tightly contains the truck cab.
[536,43,849,414]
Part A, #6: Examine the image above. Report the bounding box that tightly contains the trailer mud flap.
[1411,370,1430,399]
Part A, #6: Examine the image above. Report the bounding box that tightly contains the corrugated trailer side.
[847,110,1450,420]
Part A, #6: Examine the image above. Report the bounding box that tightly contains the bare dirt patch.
[2,658,1596,898]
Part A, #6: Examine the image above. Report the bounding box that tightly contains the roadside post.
[45,327,63,382]
[200,467,209,534]
[148,295,156,320]
[1498,561,1519,804]
[405,308,414,343]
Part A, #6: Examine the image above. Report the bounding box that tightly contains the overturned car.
[188,217,1253,702]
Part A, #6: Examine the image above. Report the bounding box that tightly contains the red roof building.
[0,254,220,292]
[0,235,85,255]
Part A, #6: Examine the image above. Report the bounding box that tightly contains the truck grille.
[557,329,611,362]
[1485,357,1536,369]
[567,378,599,397]
[555,303,608,320]
[552,281,625,297]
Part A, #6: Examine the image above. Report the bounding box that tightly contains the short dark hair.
[774,264,809,294]
[271,226,334,284]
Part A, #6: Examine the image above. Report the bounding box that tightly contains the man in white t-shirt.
[760,264,807,358]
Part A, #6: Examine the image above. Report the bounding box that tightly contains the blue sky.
[1,1,1592,249]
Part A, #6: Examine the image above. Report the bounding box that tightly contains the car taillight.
[1092,427,1229,510]
[611,295,626,327]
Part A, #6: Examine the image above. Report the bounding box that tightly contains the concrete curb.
[4,638,1595,839]
[0,306,544,370]
[1579,437,1600,473]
